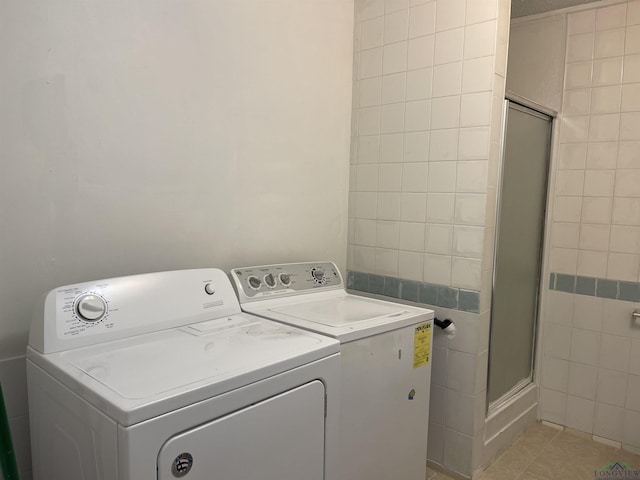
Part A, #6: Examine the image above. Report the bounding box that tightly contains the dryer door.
[157,380,326,480]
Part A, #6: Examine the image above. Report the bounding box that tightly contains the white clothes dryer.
[230,262,434,480]
[27,268,340,480]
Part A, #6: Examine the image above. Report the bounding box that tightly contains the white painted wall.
[507,14,567,111]
[0,0,354,361]
[2,2,353,477]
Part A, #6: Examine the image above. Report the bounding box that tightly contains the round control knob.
[204,283,216,295]
[279,273,291,287]
[75,294,107,322]
[311,268,325,283]
[264,273,276,288]
[247,275,262,290]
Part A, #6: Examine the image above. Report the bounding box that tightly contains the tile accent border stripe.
[549,272,640,302]
[346,270,481,313]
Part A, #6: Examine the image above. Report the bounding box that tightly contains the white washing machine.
[27,268,340,480]
[230,262,434,480]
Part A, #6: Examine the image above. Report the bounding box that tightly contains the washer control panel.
[230,261,344,302]
[31,268,242,354]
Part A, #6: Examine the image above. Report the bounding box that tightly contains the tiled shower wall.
[347,0,510,476]
[540,0,640,454]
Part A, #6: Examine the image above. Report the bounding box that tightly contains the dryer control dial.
[75,294,107,322]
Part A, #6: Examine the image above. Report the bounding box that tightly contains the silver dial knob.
[279,273,291,286]
[204,283,216,295]
[76,294,107,322]
[264,273,276,288]
[247,275,262,290]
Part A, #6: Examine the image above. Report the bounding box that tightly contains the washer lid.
[245,292,434,342]
[29,313,339,426]
[270,296,408,326]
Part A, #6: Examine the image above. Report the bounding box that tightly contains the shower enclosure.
[487,98,553,410]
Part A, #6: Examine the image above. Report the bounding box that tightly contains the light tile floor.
[427,422,640,480]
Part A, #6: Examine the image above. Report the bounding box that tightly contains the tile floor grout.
[512,426,562,480]
[427,421,640,480]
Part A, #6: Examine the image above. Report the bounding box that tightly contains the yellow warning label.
[413,322,431,368]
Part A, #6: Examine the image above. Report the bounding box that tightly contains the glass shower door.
[487,100,552,408]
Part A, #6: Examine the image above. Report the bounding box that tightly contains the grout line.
[513,425,563,480]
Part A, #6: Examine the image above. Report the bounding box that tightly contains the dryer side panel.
[157,380,326,480]
[27,361,119,480]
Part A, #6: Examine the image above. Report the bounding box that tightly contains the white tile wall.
[564,88,590,115]
[403,131,430,161]
[618,140,640,166]
[631,339,640,375]
[587,142,618,168]
[568,9,595,35]
[543,287,640,447]
[435,0,465,32]
[550,0,640,287]
[443,429,473,475]
[350,0,508,476]
[567,32,594,62]
[435,29,464,65]
[594,403,625,441]
[623,410,640,450]
[451,257,482,289]
[544,323,572,359]
[408,35,435,69]
[456,161,487,193]
[406,69,432,100]
[433,63,462,97]
[566,395,596,433]
[445,390,476,435]
[543,3,640,440]
[596,3,627,30]
[596,368,628,407]
[540,387,568,425]
[431,96,461,129]
[627,375,640,409]
[594,57,623,86]
[595,28,625,58]
[542,356,570,391]
[425,224,453,254]
[568,362,598,399]
[599,334,631,371]
[464,21,498,60]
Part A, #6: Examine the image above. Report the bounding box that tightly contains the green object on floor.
[0,382,20,480]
